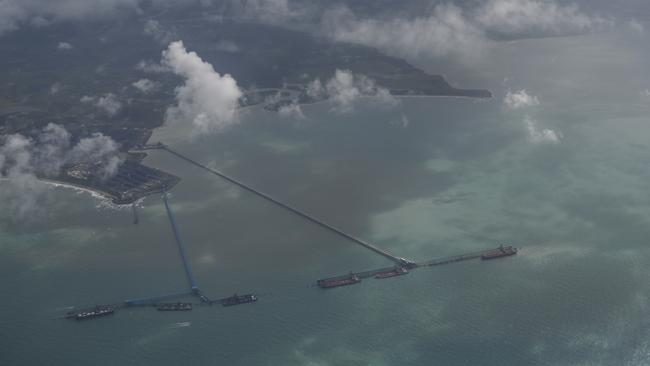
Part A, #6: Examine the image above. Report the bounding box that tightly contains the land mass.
[0,11,490,204]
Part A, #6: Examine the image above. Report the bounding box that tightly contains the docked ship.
[74,306,114,320]
[481,245,518,260]
[317,274,361,289]
[221,294,258,306]
[156,302,193,311]
[374,267,409,279]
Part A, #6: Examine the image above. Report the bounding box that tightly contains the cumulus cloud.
[57,41,73,50]
[501,88,556,144]
[132,78,159,94]
[0,123,123,219]
[525,116,560,144]
[308,69,398,113]
[49,82,62,95]
[67,133,122,178]
[34,123,71,176]
[390,114,410,128]
[0,0,309,36]
[320,0,610,62]
[135,59,170,73]
[0,0,141,36]
[143,19,176,45]
[627,19,645,35]
[80,93,122,116]
[321,4,485,61]
[504,89,540,109]
[277,102,305,119]
[229,0,304,25]
[214,40,239,53]
[162,40,242,134]
[0,123,122,178]
[475,0,610,38]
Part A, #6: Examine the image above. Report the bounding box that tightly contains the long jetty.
[125,290,194,306]
[60,143,519,319]
[316,247,507,283]
[162,192,199,292]
[152,143,410,266]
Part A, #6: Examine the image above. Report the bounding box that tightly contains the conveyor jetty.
[316,246,518,288]
[62,143,519,320]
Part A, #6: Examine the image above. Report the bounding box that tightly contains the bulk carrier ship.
[481,245,518,260]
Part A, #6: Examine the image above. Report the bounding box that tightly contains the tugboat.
[221,294,258,307]
[317,273,362,289]
[374,267,409,279]
[481,245,518,260]
[74,306,114,320]
[156,302,193,311]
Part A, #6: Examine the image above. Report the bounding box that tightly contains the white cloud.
[0,123,122,178]
[96,94,122,116]
[504,89,540,109]
[143,19,176,45]
[525,116,560,144]
[214,40,239,53]
[162,40,243,134]
[390,114,410,128]
[306,79,325,100]
[321,4,485,61]
[57,41,73,50]
[132,78,159,94]
[277,102,305,119]
[309,69,398,113]
[230,0,303,25]
[49,82,62,94]
[81,93,122,116]
[0,0,141,36]
[35,123,71,176]
[319,0,610,63]
[475,0,610,38]
[641,89,650,99]
[67,133,122,178]
[135,60,170,73]
[0,1,27,35]
[628,19,645,35]
[0,124,123,219]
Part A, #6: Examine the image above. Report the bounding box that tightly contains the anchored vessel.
[73,306,114,320]
[221,294,258,307]
[317,274,362,289]
[374,267,409,279]
[481,245,518,260]
[157,302,193,311]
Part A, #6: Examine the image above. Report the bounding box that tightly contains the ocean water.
[2,30,650,365]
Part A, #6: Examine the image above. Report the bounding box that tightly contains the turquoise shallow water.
[2,31,650,365]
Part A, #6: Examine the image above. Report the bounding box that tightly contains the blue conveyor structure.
[162,192,199,292]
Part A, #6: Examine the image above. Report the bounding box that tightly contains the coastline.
[259,89,493,112]
[39,178,119,205]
